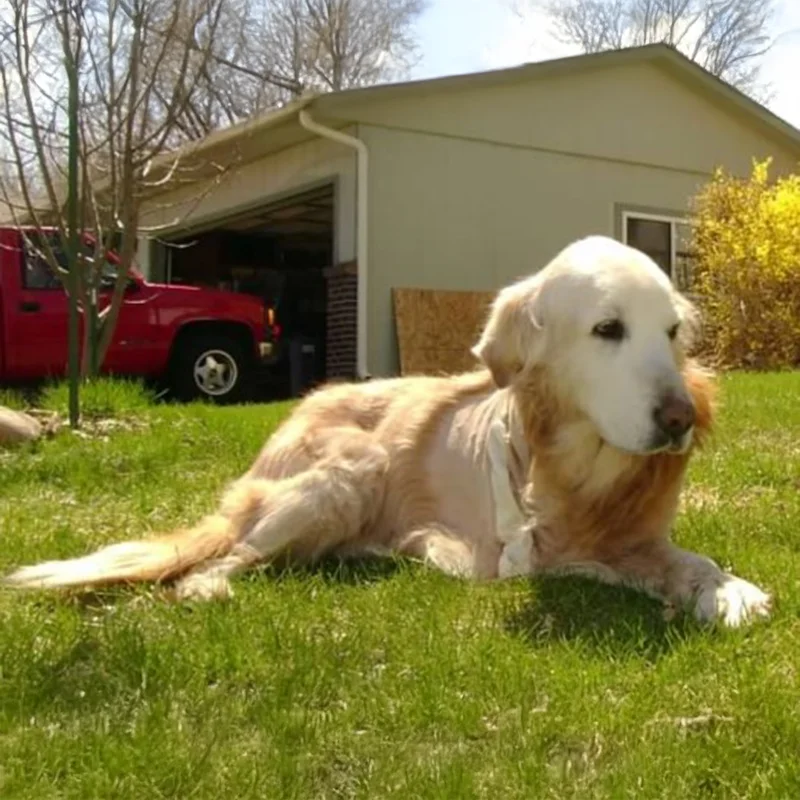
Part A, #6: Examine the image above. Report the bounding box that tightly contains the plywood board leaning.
[392,287,495,376]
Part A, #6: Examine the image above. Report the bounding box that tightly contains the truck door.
[4,233,71,380]
[97,262,163,376]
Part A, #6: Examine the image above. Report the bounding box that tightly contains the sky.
[409,0,800,130]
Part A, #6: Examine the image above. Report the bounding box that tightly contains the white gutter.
[298,109,370,380]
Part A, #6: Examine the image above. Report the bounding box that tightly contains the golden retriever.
[4,235,771,627]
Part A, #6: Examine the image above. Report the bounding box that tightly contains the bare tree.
[168,0,428,140]
[302,0,426,90]
[516,0,776,98]
[0,0,235,410]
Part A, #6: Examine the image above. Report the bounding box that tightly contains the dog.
[3,235,772,627]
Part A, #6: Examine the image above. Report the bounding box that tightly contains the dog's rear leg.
[174,435,389,601]
[398,526,475,578]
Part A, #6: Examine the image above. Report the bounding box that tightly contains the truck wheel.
[169,334,253,404]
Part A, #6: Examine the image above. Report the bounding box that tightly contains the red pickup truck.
[0,226,280,403]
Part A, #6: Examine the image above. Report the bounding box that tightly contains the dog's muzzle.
[651,392,696,450]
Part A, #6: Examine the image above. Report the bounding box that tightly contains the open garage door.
[163,183,357,398]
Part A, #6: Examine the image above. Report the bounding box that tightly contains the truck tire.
[169,333,254,404]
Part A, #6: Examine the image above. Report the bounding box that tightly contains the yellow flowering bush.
[689,158,800,370]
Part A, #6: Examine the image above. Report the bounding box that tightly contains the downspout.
[298,109,370,380]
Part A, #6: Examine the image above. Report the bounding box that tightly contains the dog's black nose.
[653,393,695,440]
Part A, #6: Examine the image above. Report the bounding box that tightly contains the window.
[21,234,65,290]
[21,232,120,291]
[621,211,695,290]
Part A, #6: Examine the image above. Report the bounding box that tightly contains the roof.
[145,42,800,186]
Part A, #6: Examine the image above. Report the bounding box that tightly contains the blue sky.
[409,0,800,129]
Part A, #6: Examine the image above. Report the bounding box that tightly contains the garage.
[161,182,358,399]
[136,45,800,382]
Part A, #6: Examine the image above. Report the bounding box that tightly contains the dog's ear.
[683,358,717,445]
[673,290,702,355]
[471,277,545,387]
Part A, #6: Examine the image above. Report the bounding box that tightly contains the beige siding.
[139,130,358,266]
[341,62,798,179]
[362,124,715,376]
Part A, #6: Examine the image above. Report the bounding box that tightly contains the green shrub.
[690,158,800,370]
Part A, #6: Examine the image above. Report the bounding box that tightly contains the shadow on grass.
[248,552,413,586]
[505,575,703,662]
[252,554,707,664]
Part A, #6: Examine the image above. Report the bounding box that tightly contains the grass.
[36,376,160,418]
[1,372,799,798]
[0,376,158,419]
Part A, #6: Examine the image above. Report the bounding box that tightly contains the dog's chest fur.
[476,395,683,575]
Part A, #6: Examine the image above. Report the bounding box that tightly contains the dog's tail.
[3,514,236,591]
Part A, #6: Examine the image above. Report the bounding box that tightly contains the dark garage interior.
[165,183,357,398]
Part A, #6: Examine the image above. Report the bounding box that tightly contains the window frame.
[621,209,696,282]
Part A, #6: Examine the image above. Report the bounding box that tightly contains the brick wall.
[325,261,358,380]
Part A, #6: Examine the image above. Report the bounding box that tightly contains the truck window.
[21,235,65,291]
[20,232,120,291]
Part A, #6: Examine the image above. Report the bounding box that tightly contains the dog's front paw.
[498,533,535,579]
[694,576,772,628]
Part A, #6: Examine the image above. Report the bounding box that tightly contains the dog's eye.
[592,319,626,341]
[668,323,680,341]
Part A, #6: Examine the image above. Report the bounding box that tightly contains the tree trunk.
[65,5,81,427]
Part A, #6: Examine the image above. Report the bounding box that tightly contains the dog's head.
[472,236,704,455]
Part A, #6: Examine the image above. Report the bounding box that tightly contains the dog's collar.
[486,390,529,544]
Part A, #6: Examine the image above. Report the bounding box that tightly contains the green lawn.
[1,374,799,799]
